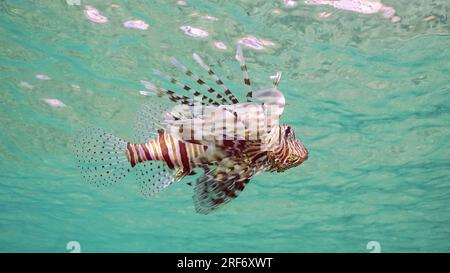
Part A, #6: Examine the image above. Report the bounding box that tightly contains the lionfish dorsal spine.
[192,53,240,104]
[140,80,195,106]
[170,57,229,105]
[152,68,217,106]
[235,44,253,102]
[271,71,282,87]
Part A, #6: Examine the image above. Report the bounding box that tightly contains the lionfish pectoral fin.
[133,161,180,198]
[73,127,131,187]
[193,160,254,214]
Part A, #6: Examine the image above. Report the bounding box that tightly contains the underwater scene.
[0,0,449,252]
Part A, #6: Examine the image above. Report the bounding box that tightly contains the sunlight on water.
[0,0,449,252]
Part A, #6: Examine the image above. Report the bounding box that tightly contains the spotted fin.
[133,161,180,198]
[73,127,131,187]
[134,98,173,143]
[135,96,205,146]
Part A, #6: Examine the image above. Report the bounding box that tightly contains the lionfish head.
[267,125,308,173]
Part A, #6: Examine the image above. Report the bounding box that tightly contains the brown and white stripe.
[266,126,308,168]
[126,130,210,171]
[152,69,221,106]
[192,53,240,104]
[235,45,253,102]
[170,57,230,105]
[140,80,194,106]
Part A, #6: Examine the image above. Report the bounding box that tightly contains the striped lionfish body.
[74,45,308,214]
[126,130,217,172]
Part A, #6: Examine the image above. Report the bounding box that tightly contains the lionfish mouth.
[276,161,305,173]
[268,148,308,172]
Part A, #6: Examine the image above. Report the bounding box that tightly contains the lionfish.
[74,45,308,214]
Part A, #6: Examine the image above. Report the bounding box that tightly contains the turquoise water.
[1,0,449,252]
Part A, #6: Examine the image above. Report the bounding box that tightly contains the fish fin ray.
[140,80,194,106]
[235,45,253,102]
[134,161,180,198]
[134,98,174,143]
[192,53,239,104]
[170,57,228,105]
[193,159,255,214]
[153,68,219,106]
[73,127,130,187]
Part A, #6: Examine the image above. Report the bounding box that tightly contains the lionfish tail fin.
[73,127,131,187]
